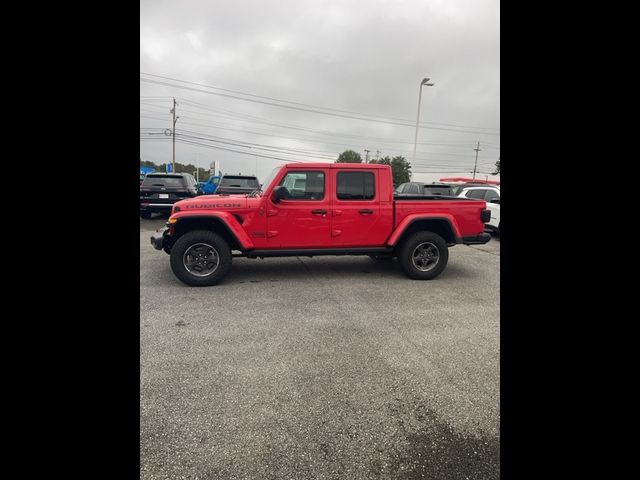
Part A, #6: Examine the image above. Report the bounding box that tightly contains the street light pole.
[413,77,434,165]
[171,98,179,173]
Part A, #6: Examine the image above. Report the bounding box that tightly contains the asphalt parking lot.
[140,216,500,479]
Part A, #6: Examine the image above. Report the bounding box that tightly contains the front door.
[266,170,331,248]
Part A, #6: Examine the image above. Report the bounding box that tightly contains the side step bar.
[234,247,394,258]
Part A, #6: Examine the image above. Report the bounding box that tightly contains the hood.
[174,195,249,211]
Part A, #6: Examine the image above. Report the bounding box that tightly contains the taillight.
[481,209,491,223]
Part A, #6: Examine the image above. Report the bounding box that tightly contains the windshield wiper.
[247,189,263,197]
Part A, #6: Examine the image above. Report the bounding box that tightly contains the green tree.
[336,149,362,163]
[390,156,411,185]
[370,156,391,166]
[492,158,500,175]
[371,155,411,186]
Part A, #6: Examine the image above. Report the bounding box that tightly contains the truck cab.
[151,163,491,286]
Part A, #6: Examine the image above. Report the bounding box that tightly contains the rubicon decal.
[186,203,242,209]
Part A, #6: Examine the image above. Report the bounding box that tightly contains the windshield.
[219,176,259,188]
[259,167,281,193]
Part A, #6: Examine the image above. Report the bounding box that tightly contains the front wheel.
[169,230,232,286]
[140,210,152,219]
[398,232,449,280]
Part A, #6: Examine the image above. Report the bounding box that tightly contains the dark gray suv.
[140,173,198,219]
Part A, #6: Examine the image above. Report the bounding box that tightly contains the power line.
[140,108,501,152]
[141,72,500,132]
[141,123,493,165]
[140,77,500,136]
[142,136,496,173]
[143,97,501,148]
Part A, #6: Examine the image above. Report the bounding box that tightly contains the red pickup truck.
[150,163,491,286]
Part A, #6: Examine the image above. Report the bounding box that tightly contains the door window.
[336,171,375,200]
[278,171,325,200]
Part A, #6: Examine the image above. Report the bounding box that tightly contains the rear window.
[219,176,259,188]
[142,175,186,187]
[423,185,454,196]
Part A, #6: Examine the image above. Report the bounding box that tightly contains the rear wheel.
[140,211,152,219]
[169,230,232,286]
[398,232,449,280]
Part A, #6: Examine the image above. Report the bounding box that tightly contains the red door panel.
[266,170,332,248]
[330,169,390,247]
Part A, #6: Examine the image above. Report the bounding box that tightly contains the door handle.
[359,209,374,215]
[311,209,327,215]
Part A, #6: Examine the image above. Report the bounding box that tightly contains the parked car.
[150,162,491,286]
[198,175,221,195]
[140,173,198,219]
[394,182,455,197]
[456,185,500,235]
[449,182,494,196]
[215,174,260,195]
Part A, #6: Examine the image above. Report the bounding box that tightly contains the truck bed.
[392,196,488,242]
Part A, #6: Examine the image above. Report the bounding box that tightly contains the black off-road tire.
[140,210,152,219]
[398,231,449,280]
[169,230,232,286]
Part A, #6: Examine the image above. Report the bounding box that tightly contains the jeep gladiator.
[150,163,491,286]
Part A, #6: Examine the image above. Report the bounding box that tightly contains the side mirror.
[271,186,290,204]
[489,198,500,205]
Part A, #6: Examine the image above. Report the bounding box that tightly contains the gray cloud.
[140,0,499,182]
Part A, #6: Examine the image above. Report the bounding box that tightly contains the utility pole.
[376,150,380,161]
[473,141,481,180]
[364,149,370,164]
[171,98,179,173]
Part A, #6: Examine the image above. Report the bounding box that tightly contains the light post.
[413,77,434,165]
[170,98,179,174]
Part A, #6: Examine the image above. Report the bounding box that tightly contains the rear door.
[331,169,387,246]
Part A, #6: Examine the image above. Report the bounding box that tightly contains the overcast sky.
[140,0,499,183]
